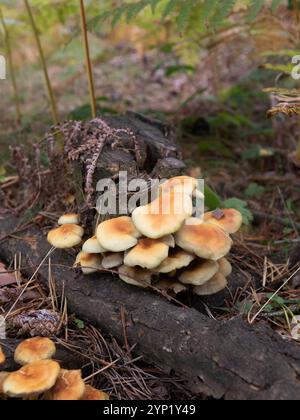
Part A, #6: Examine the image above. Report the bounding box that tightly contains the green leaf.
[211,0,236,28]
[162,0,177,19]
[150,0,161,13]
[244,182,266,198]
[247,0,265,22]
[177,1,192,32]
[198,0,219,28]
[126,1,148,22]
[204,185,223,210]
[74,318,85,329]
[223,198,253,225]
[165,64,195,76]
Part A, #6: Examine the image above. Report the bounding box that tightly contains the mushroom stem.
[4,246,56,321]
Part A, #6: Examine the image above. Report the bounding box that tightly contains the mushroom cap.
[193,272,227,296]
[3,360,60,397]
[132,191,193,239]
[81,385,109,400]
[155,279,187,295]
[124,237,170,269]
[82,236,107,253]
[118,265,152,288]
[179,259,219,286]
[58,213,80,225]
[155,249,195,273]
[47,224,84,248]
[159,176,200,197]
[46,369,85,401]
[96,216,141,252]
[0,345,5,364]
[102,252,123,269]
[175,218,232,260]
[218,257,232,277]
[14,337,56,366]
[0,372,9,394]
[75,252,102,274]
[204,208,242,234]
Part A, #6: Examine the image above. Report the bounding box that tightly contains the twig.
[23,0,59,125]
[79,0,97,119]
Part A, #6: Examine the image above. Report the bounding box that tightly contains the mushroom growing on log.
[1,114,300,400]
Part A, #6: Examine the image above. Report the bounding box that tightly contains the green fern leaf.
[162,0,177,19]
[211,0,237,28]
[150,0,161,13]
[126,0,149,23]
[177,1,192,32]
[247,0,265,22]
[111,5,128,28]
[198,0,219,28]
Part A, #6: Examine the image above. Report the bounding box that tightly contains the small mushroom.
[46,369,85,401]
[74,252,102,274]
[118,265,152,288]
[193,272,227,296]
[175,218,232,260]
[204,208,242,234]
[155,249,195,273]
[3,360,60,398]
[14,337,56,366]
[218,257,232,277]
[81,385,109,400]
[155,279,187,295]
[47,224,84,248]
[82,236,107,253]
[179,259,219,286]
[132,191,193,239]
[0,345,5,364]
[102,252,123,269]
[159,176,203,199]
[58,213,80,225]
[96,216,141,252]
[124,237,170,269]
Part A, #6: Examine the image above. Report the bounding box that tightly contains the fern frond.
[211,0,237,28]
[247,0,265,22]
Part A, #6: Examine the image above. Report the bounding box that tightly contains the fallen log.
[1,215,300,400]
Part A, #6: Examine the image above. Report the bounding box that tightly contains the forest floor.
[1,36,300,399]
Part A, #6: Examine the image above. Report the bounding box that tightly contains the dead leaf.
[0,262,16,287]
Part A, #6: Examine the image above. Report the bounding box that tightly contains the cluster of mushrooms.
[0,338,108,400]
[47,176,242,297]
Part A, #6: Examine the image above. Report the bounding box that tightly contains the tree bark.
[1,215,300,400]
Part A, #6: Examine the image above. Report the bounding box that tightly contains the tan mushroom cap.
[0,372,9,394]
[81,385,109,400]
[193,272,227,296]
[46,369,85,401]
[75,252,102,274]
[3,360,60,398]
[218,257,232,277]
[118,265,152,288]
[179,259,219,286]
[155,249,195,273]
[14,337,56,366]
[132,191,193,239]
[124,237,170,269]
[204,208,242,234]
[97,216,141,252]
[47,224,84,248]
[0,345,5,364]
[58,213,80,225]
[82,236,107,253]
[175,218,232,260]
[102,252,123,269]
[159,176,203,198]
[155,279,187,295]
